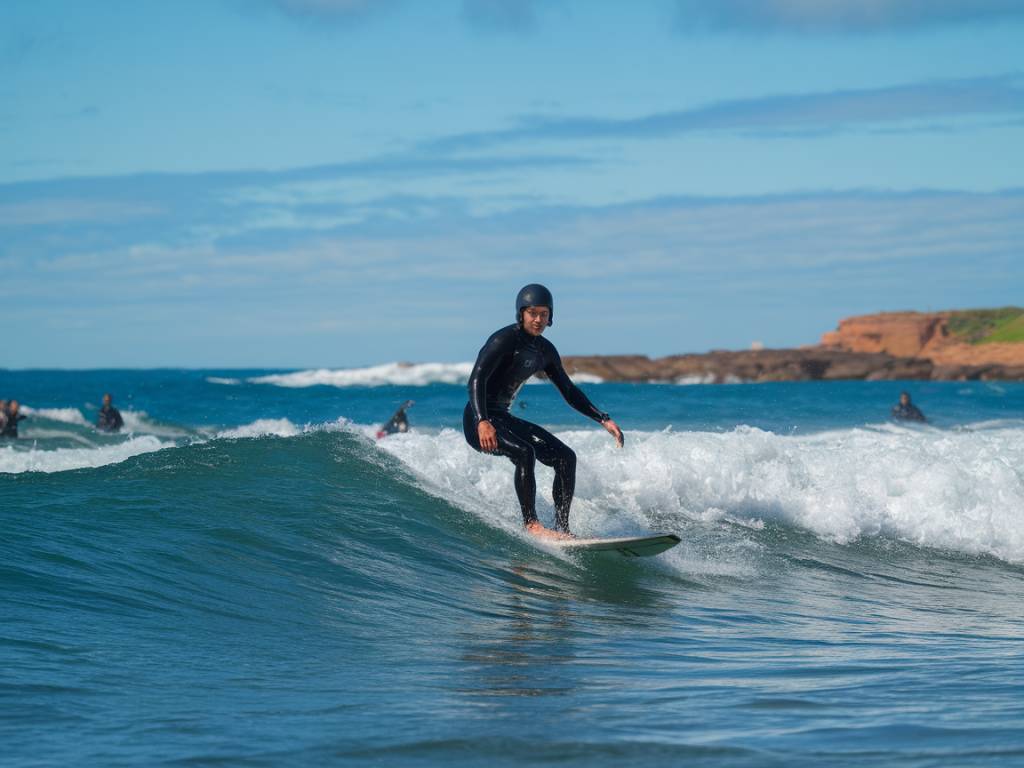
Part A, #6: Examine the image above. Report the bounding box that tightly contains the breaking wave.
[242,362,604,388]
[376,422,1024,564]
[248,362,476,388]
[0,435,172,474]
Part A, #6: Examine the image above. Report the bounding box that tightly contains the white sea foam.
[249,362,476,388]
[0,436,171,474]
[674,374,744,385]
[20,406,91,427]
[375,423,1024,565]
[675,374,716,385]
[118,410,191,438]
[567,372,604,384]
[251,362,604,388]
[217,418,302,439]
[206,376,242,386]
[19,405,190,437]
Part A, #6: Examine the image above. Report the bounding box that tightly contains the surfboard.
[551,533,681,558]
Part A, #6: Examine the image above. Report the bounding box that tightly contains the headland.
[562,308,1024,382]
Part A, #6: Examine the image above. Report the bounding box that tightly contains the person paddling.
[891,391,926,423]
[463,284,623,539]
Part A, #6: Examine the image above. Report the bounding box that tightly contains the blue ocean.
[3,366,1024,767]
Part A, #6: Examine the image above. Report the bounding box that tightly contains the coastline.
[564,309,1024,383]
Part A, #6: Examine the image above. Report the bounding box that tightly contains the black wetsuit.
[378,401,412,437]
[2,412,25,438]
[891,403,926,422]
[463,324,608,532]
[97,405,124,433]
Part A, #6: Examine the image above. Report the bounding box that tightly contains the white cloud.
[0,199,162,227]
[674,0,1024,34]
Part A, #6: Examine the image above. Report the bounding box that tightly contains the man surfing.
[463,284,623,540]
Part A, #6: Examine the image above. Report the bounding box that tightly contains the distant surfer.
[96,393,125,433]
[377,400,414,439]
[463,284,623,540]
[891,391,926,422]
[2,400,26,438]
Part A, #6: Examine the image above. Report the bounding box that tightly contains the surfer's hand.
[602,418,624,448]
[478,420,498,452]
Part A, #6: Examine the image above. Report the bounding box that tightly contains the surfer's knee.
[556,446,576,474]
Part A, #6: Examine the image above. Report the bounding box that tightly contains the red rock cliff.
[820,311,1024,375]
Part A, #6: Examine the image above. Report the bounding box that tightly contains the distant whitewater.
[246,362,476,388]
[227,361,604,388]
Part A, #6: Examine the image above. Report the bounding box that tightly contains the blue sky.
[2,0,1023,368]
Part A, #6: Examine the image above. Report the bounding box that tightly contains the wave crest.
[0,436,171,474]
[376,424,1024,563]
[249,362,475,388]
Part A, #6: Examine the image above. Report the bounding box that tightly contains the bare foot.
[526,522,575,540]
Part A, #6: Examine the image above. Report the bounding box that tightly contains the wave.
[19,404,192,439]
[674,374,744,385]
[20,406,91,427]
[249,362,475,388]
[205,376,242,386]
[246,362,604,388]
[0,417,352,475]
[11,406,1023,565]
[0,435,172,474]
[118,410,192,438]
[376,423,1024,564]
[216,418,303,439]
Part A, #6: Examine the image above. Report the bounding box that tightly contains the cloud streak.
[674,0,1024,34]
[461,0,546,33]
[266,0,393,23]
[5,183,1023,366]
[425,74,1024,151]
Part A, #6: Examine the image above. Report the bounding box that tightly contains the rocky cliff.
[819,309,1024,380]
[561,309,1024,383]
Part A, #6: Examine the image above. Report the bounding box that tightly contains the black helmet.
[516,284,553,326]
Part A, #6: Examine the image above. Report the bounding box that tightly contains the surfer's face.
[522,306,550,336]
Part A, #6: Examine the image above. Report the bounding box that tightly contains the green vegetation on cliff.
[947,307,1024,344]
[982,313,1024,343]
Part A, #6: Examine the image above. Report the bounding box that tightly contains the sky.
[2,0,1023,368]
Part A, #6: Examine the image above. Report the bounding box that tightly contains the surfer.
[891,391,926,422]
[377,400,414,439]
[2,400,26,438]
[96,393,125,433]
[463,284,623,540]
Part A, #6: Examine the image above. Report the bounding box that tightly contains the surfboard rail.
[551,533,681,557]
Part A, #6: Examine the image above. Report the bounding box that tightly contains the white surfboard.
[551,533,681,558]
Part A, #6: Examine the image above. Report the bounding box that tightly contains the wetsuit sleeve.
[468,329,514,423]
[543,343,609,423]
[113,409,124,429]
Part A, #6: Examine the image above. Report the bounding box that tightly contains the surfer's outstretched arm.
[544,345,624,447]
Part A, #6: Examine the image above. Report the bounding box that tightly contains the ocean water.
[3,367,1024,767]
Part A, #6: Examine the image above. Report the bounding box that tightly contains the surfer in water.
[2,399,26,438]
[891,391,926,423]
[377,400,414,439]
[96,393,125,433]
[463,284,623,540]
